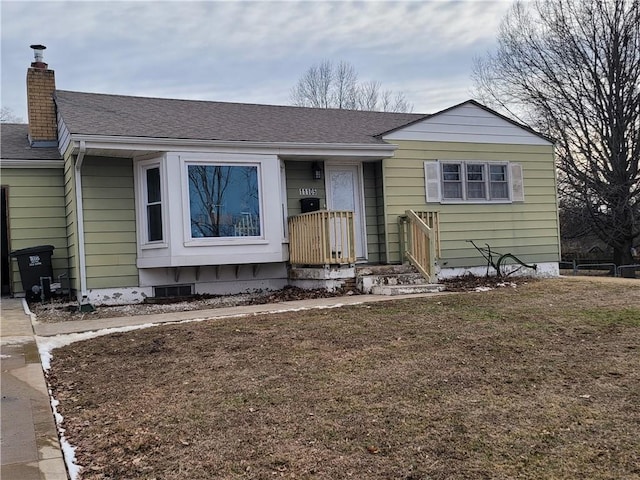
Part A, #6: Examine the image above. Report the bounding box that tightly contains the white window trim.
[426,160,519,204]
[136,157,168,249]
[280,159,289,242]
[181,156,267,246]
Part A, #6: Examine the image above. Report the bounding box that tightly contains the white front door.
[325,163,367,259]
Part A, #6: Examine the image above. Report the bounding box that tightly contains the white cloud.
[1,0,512,119]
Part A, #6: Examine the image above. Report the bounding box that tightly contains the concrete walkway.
[32,292,445,337]
[1,298,68,480]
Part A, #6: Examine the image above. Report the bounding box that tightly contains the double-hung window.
[144,165,163,243]
[442,163,463,199]
[466,164,487,200]
[489,164,509,199]
[425,160,523,203]
[187,163,262,239]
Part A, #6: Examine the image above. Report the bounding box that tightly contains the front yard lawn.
[48,278,640,479]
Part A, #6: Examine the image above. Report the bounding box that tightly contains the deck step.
[371,283,445,296]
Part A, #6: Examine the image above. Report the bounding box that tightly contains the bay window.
[187,164,262,239]
[135,152,286,268]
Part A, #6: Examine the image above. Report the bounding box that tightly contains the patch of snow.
[21,297,33,316]
[0,336,33,346]
[50,396,81,479]
[474,286,494,292]
[60,438,81,480]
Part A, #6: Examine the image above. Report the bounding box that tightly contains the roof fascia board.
[65,135,398,157]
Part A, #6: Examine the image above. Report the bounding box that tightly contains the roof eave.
[64,134,399,158]
[0,158,64,168]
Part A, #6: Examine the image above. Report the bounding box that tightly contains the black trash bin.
[10,245,55,302]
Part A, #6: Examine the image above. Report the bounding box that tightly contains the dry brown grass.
[48,278,640,479]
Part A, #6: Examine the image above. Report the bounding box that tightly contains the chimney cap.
[29,44,48,68]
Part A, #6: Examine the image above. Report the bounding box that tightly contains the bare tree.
[291,60,413,112]
[334,61,358,109]
[0,107,22,123]
[473,0,640,272]
[357,80,380,111]
[380,90,412,113]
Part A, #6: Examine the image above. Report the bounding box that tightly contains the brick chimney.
[26,44,57,147]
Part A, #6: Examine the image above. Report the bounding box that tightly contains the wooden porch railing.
[288,210,356,266]
[398,210,440,282]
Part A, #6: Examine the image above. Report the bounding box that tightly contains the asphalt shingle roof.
[0,123,61,160]
[54,90,427,144]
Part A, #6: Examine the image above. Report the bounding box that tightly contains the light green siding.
[2,167,67,294]
[81,157,138,289]
[383,141,560,268]
[362,162,384,263]
[284,160,326,215]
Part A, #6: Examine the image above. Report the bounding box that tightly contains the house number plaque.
[299,188,317,196]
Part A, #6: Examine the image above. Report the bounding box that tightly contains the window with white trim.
[424,161,524,203]
[489,164,509,199]
[442,163,463,199]
[187,163,262,239]
[143,165,163,242]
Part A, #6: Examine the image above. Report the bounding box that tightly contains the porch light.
[312,162,322,180]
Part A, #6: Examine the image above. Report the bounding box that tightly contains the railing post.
[398,215,407,263]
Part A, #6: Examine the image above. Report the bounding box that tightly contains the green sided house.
[0,46,560,304]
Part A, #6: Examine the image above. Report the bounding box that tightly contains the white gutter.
[67,135,398,156]
[71,133,397,150]
[74,140,88,299]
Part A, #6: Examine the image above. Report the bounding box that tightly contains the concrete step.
[371,283,445,296]
[358,273,428,293]
[356,264,430,293]
[372,272,427,285]
[355,264,418,276]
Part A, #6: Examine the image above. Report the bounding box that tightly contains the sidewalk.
[32,292,446,337]
[0,297,68,480]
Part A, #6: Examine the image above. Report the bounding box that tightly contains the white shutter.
[424,161,441,203]
[510,163,524,202]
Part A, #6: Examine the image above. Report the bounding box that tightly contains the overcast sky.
[1,0,513,122]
